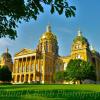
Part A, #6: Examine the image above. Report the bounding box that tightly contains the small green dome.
[1,53,12,58]
[73,30,89,46]
[1,48,12,59]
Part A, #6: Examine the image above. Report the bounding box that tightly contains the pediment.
[15,48,35,57]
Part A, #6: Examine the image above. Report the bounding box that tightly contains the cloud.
[56,27,73,34]
[0,38,15,48]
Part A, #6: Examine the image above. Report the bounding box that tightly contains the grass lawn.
[0,84,100,100]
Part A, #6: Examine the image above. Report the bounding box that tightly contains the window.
[64,63,68,70]
[75,44,81,49]
[75,45,79,49]
[76,54,82,59]
[45,41,48,52]
[79,44,81,48]
[42,43,44,52]
[77,55,81,59]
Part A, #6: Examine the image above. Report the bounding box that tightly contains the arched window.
[79,44,81,48]
[75,45,79,49]
[45,41,48,52]
[76,54,82,59]
[64,63,68,70]
[75,44,81,49]
[42,43,45,52]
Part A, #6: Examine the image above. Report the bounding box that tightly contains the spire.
[90,45,95,51]
[77,29,82,36]
[6,48,9,53]
[46,24,51,32]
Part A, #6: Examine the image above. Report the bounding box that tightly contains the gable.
[15,48,36,57]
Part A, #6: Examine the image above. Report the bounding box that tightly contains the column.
[22,58,23,73]
[24,57,27,82]
[19,74,21,83]
[33,55,36,82]
[15,59,19,83]
[24,74,26,83]
[24,58,26,82]
[28,74,30,83]
[28,57,31,83]
[17,59,19,73]
[21,58,23,83]
[30,56,32,72]
[38,59,40,81]
[26,57,28,73]
[15,75,17,83]
[13,60,15,73]
[16,59,18,73]
[19,60,21,73]
[31,56,34,81]
[20,59,22,84]
[42,54,45,83]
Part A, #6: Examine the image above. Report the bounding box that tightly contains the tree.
[0,65,12,82]
[0,0,76,39]
[55,71,65,82]
[65,59,96,83]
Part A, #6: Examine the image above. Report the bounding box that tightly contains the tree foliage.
[55,71,65,82]
[0,65,12,82]
[0,0,76,39]
[65,59,96,83]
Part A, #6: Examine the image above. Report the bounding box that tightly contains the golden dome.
[40,25,57,42]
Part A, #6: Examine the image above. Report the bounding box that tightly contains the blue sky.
[0,0,100,58]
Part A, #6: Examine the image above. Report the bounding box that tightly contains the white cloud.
[0,38,15,48]
[56,27,73,34]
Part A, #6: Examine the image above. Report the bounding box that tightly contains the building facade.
[12,25,100,84]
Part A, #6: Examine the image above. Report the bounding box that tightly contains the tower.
[37,25,59,83]
[71,30,90,61]
[0,48,13,71]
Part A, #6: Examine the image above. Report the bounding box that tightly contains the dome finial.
[77,29,82,36]
[46,24,51,32]
[6,48,9,53]
[90,45,95,51]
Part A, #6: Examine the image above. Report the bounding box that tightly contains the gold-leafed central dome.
[40,25,57,42]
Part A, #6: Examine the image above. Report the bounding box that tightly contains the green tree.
[65,59,96,83]
[0,0,76,39]
[0,65,12,82]
[55,71,65,82]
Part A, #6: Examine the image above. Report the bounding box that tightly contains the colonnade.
[12,55,43,83]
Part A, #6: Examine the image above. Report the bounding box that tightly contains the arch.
[21,75,24,82]
[12,75,15,82]
[26,74,29,82]
[30,74,33,82]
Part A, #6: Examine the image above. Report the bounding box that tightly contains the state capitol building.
[0,25,100,84]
